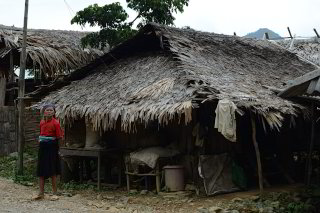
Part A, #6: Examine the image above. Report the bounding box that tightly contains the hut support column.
[17,0,29,175]
[306,103,315,186]
[251,114,264,194]
[9,51,14,83]
[0,71,5,106]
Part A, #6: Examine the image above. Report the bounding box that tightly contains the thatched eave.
[31,23,318,132]
[0,24,104,76]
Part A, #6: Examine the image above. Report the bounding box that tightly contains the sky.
[0,0,320,37]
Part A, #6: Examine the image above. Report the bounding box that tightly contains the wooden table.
[60,147,121,190]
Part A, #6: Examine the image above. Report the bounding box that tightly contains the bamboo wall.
[0,106,17,156]
[24,108,41,146]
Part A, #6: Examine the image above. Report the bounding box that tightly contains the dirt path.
[0,177,304,213]
[0,176,227,213]
[0,177,111,213]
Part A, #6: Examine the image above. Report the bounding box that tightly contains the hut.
[0,24,104,106]
[30,23,318,194]
[0,24,104,155]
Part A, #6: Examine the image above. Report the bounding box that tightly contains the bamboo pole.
[306,103,315,186]
[313,28,320,38]
[287,27,293,39]
[251,113,264,194]
[17,0,29,175]
[9,51,14,83]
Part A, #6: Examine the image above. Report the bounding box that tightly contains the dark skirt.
[37,141,61,178]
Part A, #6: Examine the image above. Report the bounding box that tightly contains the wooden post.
[287,27,293,39]
[9,51,14,83]
[0,71,5,106]
[155,162,161,193]
[306,103,315,186]
[17,0,29,175]
[313,28,320,38]
[97,151,101,190]
[251,113,264,194]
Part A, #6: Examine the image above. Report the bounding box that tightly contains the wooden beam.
[287,69,320,87]
[279,69,320,97]
[314,28,320,38]
[287,27,293,39]
[251,114,264,194]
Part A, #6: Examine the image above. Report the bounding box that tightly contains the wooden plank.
[279,69,320,97]
[125,172,160,176]
[60,149,99,157]
[251,114,264,194]
[278,82,310,97]
[306,78,318,94]
[287,69,320,87]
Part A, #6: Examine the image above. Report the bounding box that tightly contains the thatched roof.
[32,23,317,132]
[0,24,104,76]
[276,38,320,67]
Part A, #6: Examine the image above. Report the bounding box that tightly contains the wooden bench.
[60,147,122,190]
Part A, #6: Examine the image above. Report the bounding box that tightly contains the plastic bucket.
[163,165,185,192]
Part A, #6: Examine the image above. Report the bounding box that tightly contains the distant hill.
[244,28,281,39]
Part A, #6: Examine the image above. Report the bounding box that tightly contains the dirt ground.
[0,177,303,213]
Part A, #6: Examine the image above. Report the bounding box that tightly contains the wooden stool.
[124,158,161,193]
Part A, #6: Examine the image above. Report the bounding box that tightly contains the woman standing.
[33,104,62,200]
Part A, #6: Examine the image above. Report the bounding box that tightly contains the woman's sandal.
[32,193,44,200]
[50,192,59,201]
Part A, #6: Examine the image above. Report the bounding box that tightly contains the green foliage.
[126,0,189,27]
[287,201,313,213]
[0,156,16,179]
[0,154,37,186]
[71,3,128,28]
[71,0,189,49]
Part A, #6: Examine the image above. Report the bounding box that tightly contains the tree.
[71,0,189,49]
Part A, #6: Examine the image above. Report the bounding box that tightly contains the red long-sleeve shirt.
[40,118,62,138]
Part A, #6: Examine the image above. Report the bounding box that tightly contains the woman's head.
[42,104,56,118]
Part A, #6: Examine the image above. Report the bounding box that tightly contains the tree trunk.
[0,74,6,106]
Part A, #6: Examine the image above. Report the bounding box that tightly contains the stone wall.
[0,106,17,156]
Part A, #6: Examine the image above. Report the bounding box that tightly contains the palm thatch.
[31,23,317,132]
[0,24,104,76]
[276,38,320,67]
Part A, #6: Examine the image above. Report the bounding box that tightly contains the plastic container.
[163,165,185,192]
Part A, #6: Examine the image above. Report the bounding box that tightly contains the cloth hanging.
[214,99,237,142]
[192,123,205,147]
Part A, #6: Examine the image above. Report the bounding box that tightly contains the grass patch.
[0,146,97,192]
[0,146,38,186]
